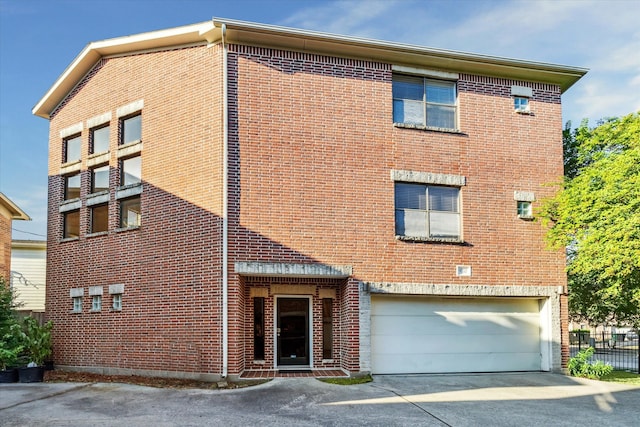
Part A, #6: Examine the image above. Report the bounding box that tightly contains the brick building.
[33,19,587,379]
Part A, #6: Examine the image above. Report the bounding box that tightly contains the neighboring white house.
[10,240,46,313]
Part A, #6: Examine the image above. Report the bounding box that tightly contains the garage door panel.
[372,352,541,374]
[372,333,540,354]
[372,314,540,336]
[371,296,543,374]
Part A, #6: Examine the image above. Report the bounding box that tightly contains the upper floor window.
[91,125,110,154]
[63,209,80,239]
[91,165,109,193]
[121,156,141,186]
[395,183,460,239]
[120,196,141,228]
[64,134,81,163]
[393,75,457,130]
[120,114,141,145]
[514,96,530,113]
[64,174,81,200]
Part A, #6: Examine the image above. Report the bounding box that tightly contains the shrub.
[568,347,613,379]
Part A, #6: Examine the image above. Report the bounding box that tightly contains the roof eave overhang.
[0,193,31,221]
[216,18,587,92]
[33,17,588,119]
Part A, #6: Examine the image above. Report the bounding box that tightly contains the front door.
[277,297,309,366]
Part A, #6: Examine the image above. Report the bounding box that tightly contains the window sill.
[87,151,110,167]
[60,237,79,243]
[110,309,122,312]
[518,215,535,221]
[60,160,81,175]
[394,122,464,135]
[396,235,465,244]
[252,360,266,365]
[515,109,534,115]
[117,140,142,157]
[86,231,109,238]
[70,310,82,314]
[115,226,140,233]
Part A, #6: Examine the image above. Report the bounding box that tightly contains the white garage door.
[371,296,542,374]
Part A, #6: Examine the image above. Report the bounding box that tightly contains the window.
[393,75,457,130]
[90,204,109,233]
[121,114,141,145]
[91,125,110,154]
[91,165,109,193]
[112,294,122,311]
[253,297,265,360]
[322,298,333,359]
[514,96,530,112]
[517,201,533,218]
[72,297,82,313]
[92,295,102,311]
[120,197,141,228]
[64,174,81,200]
[121,156,141,186]
[63,210,80,239]
[395,183,460,239]
[64,134,81,163]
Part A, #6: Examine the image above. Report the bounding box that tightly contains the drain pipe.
[220,22,229,379]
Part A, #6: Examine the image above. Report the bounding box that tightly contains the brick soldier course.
[33,19,587,380]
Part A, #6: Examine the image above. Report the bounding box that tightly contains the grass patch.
[318,375,373,385]
[599,370,640,386]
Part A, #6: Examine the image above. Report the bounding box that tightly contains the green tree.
[540,112,640,326]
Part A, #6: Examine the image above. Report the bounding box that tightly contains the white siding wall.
[10,241,46,312]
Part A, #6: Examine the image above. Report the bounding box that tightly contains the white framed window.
[112,294,122,311]
[514,96,530,113]
[517,201,533,218]
[393,74,457,130]
[72,297,82,313]
[395,183,460,239]
[92,295,102,311]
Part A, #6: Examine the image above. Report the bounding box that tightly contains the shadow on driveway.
[1,372,638,426]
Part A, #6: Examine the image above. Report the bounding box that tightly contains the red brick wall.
[229,45,565,288]
[46,40,568,376]
[46,45,224,374]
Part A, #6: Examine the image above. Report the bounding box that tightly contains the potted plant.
[0,324,24,382]
[18,316,53,383]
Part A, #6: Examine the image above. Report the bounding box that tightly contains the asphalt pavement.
[1,372,639,426]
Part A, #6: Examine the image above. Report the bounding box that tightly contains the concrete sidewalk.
[1,373,639,426]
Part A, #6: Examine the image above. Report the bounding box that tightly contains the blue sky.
[1,0,639,239]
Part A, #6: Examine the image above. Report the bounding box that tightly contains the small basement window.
[517,201,533,219]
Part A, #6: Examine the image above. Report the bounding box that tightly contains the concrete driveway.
[1,373,639,426]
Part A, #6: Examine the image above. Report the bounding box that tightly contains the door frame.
[274,295,313,368]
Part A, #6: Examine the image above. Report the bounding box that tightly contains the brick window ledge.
[115,226,140,233]
[396,235,465,245]
[394,122,465,135]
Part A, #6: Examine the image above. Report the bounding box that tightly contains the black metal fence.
[570,330,639,374]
